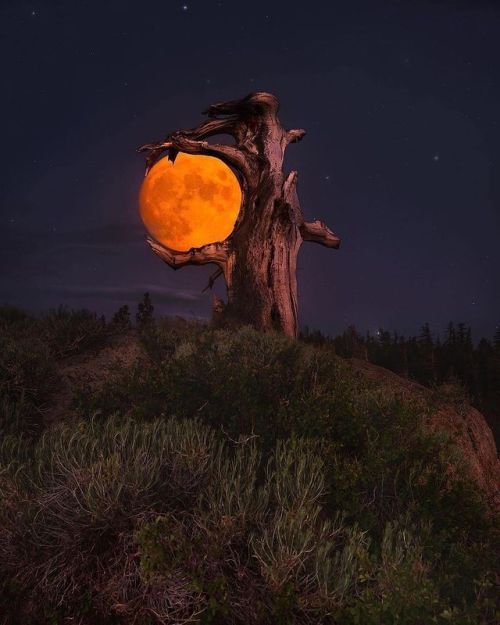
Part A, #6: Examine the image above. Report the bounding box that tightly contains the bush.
[112,304,132,330]
[39,305,110,358]
[0,321,497,624]
[0,331,58,437]
[136,292,154,330]
[75,326,490,529]
[0,416,372,624]
[430,376,471,417]
[0,305,116,438]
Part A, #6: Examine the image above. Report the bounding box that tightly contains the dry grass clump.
[0,416,380,624]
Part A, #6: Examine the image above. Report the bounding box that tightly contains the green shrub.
[0,417,370,624]
[0,321,497,624]
[111,304,132,330]
[77,325,347,446]
[76,326,491,524]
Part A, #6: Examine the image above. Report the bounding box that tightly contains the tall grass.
[0,317,497,623]
[0,416,377,624]
[0,305,118,437]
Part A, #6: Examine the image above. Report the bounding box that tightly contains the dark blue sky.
[1,0,499,339]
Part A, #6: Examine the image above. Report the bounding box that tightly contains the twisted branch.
[138,135,252,179]
[146,236,228,270]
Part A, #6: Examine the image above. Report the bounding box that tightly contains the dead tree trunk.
[139,92,340,338]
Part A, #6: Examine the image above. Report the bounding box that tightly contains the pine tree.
[418,322,433,346]
[398,336,409,378]
[415,323,435,384]
[136,293,154,329]
[112,305,131,329]
[445,322,456,345]
[338,321,499,446]
[457,322,467,344]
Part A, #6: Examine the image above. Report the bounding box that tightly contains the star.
[325,175,330,180]
[432,154,440,162]
[182,4,188,10]
[31,10,36,17]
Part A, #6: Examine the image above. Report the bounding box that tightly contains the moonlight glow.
[139,152,241,251]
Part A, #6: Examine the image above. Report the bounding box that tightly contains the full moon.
[139,152,241,251]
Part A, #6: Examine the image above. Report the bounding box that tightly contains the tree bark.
[139,92,340,338]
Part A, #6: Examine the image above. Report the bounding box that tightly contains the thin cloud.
[45,283,203,305]
[3,221,146,257]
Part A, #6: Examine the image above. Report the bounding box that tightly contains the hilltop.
[0,307,498,624]
[43,325,499,510]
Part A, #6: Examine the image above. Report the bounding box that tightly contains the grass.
[0,309,497,624]
[0,305,119,437]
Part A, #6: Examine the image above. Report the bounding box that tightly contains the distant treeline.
[301,322,500,444]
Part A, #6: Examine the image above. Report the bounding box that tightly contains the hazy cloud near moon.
[44,283,203,305]
[3,221,146,258]
[1,220,209,317]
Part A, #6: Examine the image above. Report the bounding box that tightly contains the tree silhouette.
[112,304,131,329]
[136,292,154,329]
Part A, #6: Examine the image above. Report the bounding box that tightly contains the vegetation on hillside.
[0,301,498,624]
[303,322,500,444]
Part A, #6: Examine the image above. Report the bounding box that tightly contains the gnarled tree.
[139,92,340,337]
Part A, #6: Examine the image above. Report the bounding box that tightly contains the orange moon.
[139,152,241,251]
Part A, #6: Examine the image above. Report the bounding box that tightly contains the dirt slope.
[351,358,499,510]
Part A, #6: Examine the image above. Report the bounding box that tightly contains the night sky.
[1,0,499,339]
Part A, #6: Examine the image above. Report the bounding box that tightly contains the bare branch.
[220,426,259,445]
[283,170,298,199]
[202,267,223,292]
[282,170,303,223]
[286,128,306,144]
[300,220,341,249]
[146,236,228,269]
